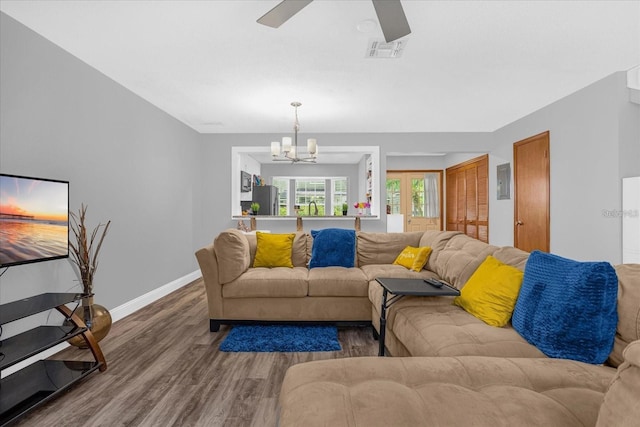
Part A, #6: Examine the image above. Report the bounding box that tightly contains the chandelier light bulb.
[307,138,317,155]
[271,141,281,157]
[282,137,292,153]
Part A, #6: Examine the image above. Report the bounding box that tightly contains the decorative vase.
[342,210,348,216]
[67,297,112,348]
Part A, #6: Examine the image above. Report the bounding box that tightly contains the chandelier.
[270,102,318,163]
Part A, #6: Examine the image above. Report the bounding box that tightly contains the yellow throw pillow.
[453,255,524,327]
[393,246,433,272]
[253,232,295,268]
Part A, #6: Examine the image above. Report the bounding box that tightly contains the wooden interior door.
[514,131,550,252]
[455,169,466,232]
[386,171,442,232]
[465,167,478,239]
[446,169,461,232]
[445,155,489,242]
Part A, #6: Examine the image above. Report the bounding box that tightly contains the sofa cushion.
[309,228,356,268]
[430,234,499,289]
[597,340,640,427]
[418,230,463,271]
[280,355,613,427]
[291,231,309,267]
[492,246,530,271]
[392,304,546,358]
[393,246,432,272]
[253,232,295,268]
[222,267,309,298]
[453,255,524,327]
[608,264,640,367]
[213,229,251,284]
[512,251,618,365]
[357,231,423,266]
[308,267,369,297]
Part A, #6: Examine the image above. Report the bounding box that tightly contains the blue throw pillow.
[309,228,356,269]
[512,250,618,364]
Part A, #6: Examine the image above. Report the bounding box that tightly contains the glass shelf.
[0,292,106,426]
[0,293,84,325]
[0,325,87,370]
[0,359,102,426]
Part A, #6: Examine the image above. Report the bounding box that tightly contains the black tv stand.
[0,293,107,426]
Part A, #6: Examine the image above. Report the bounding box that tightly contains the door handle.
[516,220,524,226]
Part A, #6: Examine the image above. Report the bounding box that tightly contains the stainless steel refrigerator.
[252,185,279,215]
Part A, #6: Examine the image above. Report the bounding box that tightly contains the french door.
[386,171,443,232]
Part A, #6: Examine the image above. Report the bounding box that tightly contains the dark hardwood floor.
[13,279,378,427]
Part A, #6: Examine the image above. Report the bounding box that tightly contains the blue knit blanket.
[512,251,618,364]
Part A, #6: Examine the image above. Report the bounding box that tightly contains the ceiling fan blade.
[257,0,314,28]
[372,0,411,42]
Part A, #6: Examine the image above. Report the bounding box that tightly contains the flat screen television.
[0,173,69,268]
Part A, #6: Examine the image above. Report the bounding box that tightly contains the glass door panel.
[386,171,442,232]
[386,178,401,214]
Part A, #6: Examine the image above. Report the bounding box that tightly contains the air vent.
[366,39,407,58]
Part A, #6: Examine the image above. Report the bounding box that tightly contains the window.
[273,178,289,216]
[273,176,348,216]
[331,178,348,215]
[296,178,325,215]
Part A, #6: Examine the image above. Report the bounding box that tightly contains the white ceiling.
[1,0,639,134]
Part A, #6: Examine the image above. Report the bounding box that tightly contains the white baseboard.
[1,270,201,378]
[109,270,201,322]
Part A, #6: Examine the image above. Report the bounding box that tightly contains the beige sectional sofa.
[196,229,640,426]
[280,263,640,427]
[196,229,527,341]
[196,229,373,331]
[280,340,640,427]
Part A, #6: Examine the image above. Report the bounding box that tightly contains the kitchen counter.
[232,215,378,231]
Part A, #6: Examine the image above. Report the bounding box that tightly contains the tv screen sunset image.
[0,174,69,267]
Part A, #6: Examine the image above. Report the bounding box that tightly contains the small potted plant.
[67,203,112,347]
[342,203,348,216]
[250,202,260,215]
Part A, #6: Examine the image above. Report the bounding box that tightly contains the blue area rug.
[219,325,341,352]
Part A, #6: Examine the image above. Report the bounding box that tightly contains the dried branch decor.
[69,204,111,295]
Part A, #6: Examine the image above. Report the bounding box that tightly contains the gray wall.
[489,72,640,262]
[0,14,201,313]
[387,156,444,170]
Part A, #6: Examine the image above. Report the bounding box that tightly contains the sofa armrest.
[195,244,223,321]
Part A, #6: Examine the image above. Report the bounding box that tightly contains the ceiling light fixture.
[271,102,318,163]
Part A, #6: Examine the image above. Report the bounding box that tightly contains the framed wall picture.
[497,163,511,200]
[241,170,252,192]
